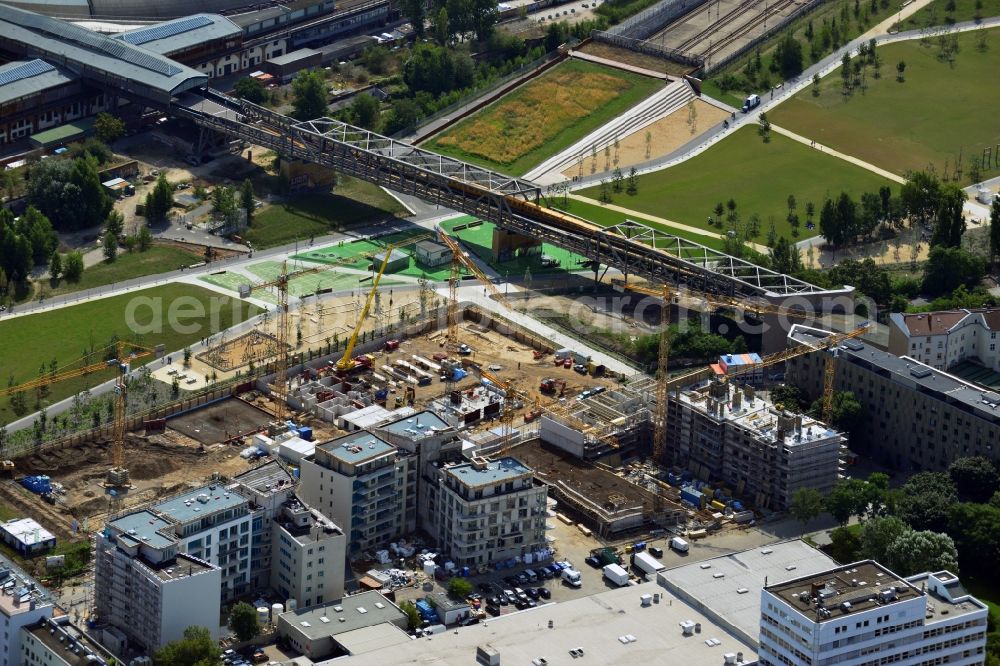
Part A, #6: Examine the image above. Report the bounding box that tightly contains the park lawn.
[578,126,894,240]
[43,245,203,298]
[903,0,1000,28]
[245,177,410,249]
[0,284,260,425]
[551,197,731,252]
[425,59,662,176]
[771,29,1000,179]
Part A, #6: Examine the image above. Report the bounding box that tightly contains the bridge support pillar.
[492,228,541,262]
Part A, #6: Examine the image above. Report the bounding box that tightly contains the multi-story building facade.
[430,457,547,567]
[298,431,416,553]
[760,561,988,666]
[0,560,53,666]
[787,325,1000,471]
[271,497,346,608]
[889,309,1000,371]
[667,377,843,509]
[21,616,118,666]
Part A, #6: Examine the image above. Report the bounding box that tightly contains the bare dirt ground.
[561,99,728,177]
[168,398,274,444]
[576,42,696,76]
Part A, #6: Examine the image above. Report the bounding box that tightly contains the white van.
[741,94,761,113]
[670,537,690,553]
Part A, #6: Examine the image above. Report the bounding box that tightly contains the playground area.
[442,216,593,277]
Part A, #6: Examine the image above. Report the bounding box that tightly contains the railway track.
[699,0,798,58]
[674,0,762,52]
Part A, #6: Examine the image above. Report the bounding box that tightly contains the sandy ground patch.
[561,98,728,178]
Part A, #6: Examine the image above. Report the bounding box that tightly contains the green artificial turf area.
[290,230,452,280]
[43,245,203,299]
[243,261,403,296]
[577,126,894,241]
[244,177,410,249]
[771,29,1000,179]
[441,215,593,275]
[0,284,260,425]
[424,59,662,176]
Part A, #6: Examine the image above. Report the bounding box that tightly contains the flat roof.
[327,581,758,666]
[30,118,95,147]
[0,58,76,105]
[153,484,247,524]
[765,561,921,622]
[379,410,450,439]
[234,460,295,494]
[317,431,396,466]
[343,404,395,430]
[115,14,242,55]
[790,324,1000,424]
[267,47,320,66]
[445,456,532,487]
[0,5,207,98]
[906,571,987,622]
[0,554,54,616]
[27,619,116,666]
[329,623,412,655]
[108,510,175,550]
[146,552,216,581]
[280,591,404,640]
[659,539,838,645]
[1,518,56,547]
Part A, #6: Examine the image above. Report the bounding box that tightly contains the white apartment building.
[21,616,118,666]
[0,562,53,666]
[430,457,547,567]
[889,309,1000,371]
[668,378,843,510]
[760,561,988,666]
[270,497,346,608]
[298,431,416,553]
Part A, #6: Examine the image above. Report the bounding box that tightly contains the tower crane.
[436,229,516,344]
[335,233,430,373]
[0,341,160,516]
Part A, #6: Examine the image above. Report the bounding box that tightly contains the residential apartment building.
[230,462,297,593]
[430,457,547,567]
[298,431,416,553]
[0,561,53,666]
[889,309,1000,370]
[21,616,118,666]
[787,325,1000,471]
[760,561,988,666]
[271,497,346,607]
[667,377,843,510]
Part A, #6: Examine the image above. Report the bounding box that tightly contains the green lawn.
[771,29,1000,179]
[0,284,260,425]
[43,246,203,299]
[441,215,593,275]
[290,230,452,280]
[903,0,1000,28]
[245,177,410,249]
[578,126,894,241]
[200,271,278,304]
[243,261,403,296]
[425,59,663,176]
[550,198,731,252]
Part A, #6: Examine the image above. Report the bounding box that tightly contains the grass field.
[42,246,203,299]
[425,59,662,175]
[441,216,593,275]
[245,177,410,249]
[903,0,1000,28]
[771,29,1000,179]
[243,261,403,296]
[290,230,452,280]
[578,126,894,240]
[0,284,260,425]
[200,271,278,304]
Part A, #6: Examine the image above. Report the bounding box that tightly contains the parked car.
[585,555,601,568]
[649,546,664,558]
[539,587,551,599]
[486,602,500,615]
[526,587,540,599]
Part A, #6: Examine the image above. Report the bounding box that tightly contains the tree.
[145,174,174,224]
[17,206,58,265]
[757,113,771,142]
[105,209,124,237]
[770,384,805,410]
[48,251,61,280]
[825,478,869,525]
[775,34,804,78]
[138,223,153,251]
[922,246,985,296]
[770,236,802,274]
[827,525,861,563]
[897,472,957,532]
[234,77,267,104]
[103,230,118,261]
[350,93,380,130]
[860,516,911,561]
[71,158,112,231]
[153,626,220,666]
[930,183,966,248]
[240,178,255,227]
[292,69,329,120]
[434,7,450,44]
[947,502,1000,579]
[62,251,84,282]
[790,487,824,525]
[901,171,942,224]
[446,576,473,599]
[183,347,192,367]
[884,530,959,576]
[227,602,260,641]
[627,167,638,195]
[382,98,421,135]
[93,112,125,143]
[400,0,426,36]
[470,0,498,39]
[948,456,1000,503]
[896,59,906,81]
[990,196,1000,265]
[815,391,864,434]
[399,600,421,631]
